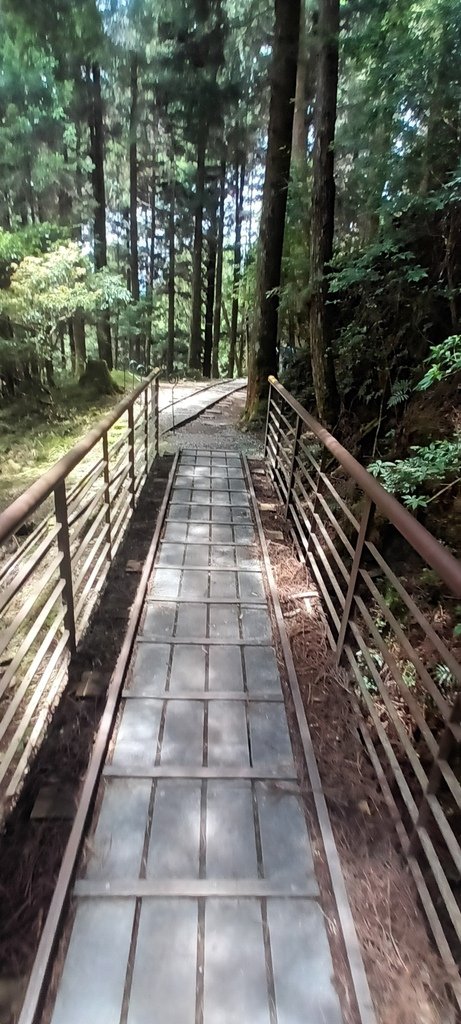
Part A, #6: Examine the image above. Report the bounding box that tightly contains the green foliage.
[329,243,427,295]
[1,241,129,351]
[434,663,457,694]
[0,224,68,286]
[370,437,461,509]
[387,379,411,408]
[416,336,461,391]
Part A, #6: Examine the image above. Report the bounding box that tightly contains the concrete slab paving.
[49,448,344,1024]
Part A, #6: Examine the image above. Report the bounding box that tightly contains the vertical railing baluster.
[102,432,112,561]
[409,692,461,854]
[306,448,328,554]
[128,402,136,510]
[335,495,374,662]
[285,415,302,518]
[54,480,76,654]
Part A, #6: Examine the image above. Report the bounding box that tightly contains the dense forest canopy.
[0,0,460,536]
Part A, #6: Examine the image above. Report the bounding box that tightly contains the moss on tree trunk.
[78,358,122,395]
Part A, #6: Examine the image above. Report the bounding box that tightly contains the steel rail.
[265,377,461,999]
[268,376,461,596]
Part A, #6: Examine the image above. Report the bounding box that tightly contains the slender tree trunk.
[45,359,55,388]
[58,324,66,368]
[68,319,76,374]
[129,54,140,309]
[203,196,218,378]
[236,331,245,377]
[73,312,86,377]
[90,62,113,369]
[146,168,156,366]
[222,301,231,337]
[228,159,245,378]
[114,316,120,369]
[212,160,226,378]
[149,166,156,292]
[308,0,340,426]
[189,122,207,370]
[246,0,300,417]
[129,54,140,364]
[167,178,176,377]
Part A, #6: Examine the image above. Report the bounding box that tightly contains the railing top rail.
[0,370,160,548]
[268,376,461,598]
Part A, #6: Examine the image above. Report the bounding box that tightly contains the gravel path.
[160,389,264,457]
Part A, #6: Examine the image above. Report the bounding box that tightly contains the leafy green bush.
[416,335,461,391]
[369,437,461,509]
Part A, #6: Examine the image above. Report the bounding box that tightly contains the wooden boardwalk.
[49,450,343,1024]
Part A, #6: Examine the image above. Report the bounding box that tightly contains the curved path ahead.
[159,379,247,435]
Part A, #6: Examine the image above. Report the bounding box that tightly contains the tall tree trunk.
[292,5,318,164]
[189,123,207,370]
[212,160,226,378]
[167,178,176,377]
[246,0,300,417]
[146,168,156,366]
[420,5,459,195]
[129,54,140,308]
[228,159,245,378]
[90,62,113,369]
[292,0,308,163]
[203,197,218,378]
[308,0,340,426]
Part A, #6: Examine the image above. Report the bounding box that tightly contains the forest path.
[46,447,344,1024]
[159,377,247,435]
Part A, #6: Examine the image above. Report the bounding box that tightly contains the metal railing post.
[264,382,272,461]
[155,376,160,456]
[285,415,302,519]
[128,403,136,510]
[54,480,76,655]
[102,432,112,561]
[335,496,374,662]
[148,380,154,466]
[144,387,149,476]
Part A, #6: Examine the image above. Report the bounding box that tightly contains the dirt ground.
[250,463,457,1024]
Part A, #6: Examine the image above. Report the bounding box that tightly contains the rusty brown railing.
[0,370,160,821]
[265,376,461,997]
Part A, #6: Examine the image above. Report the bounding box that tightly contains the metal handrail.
[0,369,160,818]
[265,376,461,1000]
[0,369,160,547]
[268,376,461,597]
